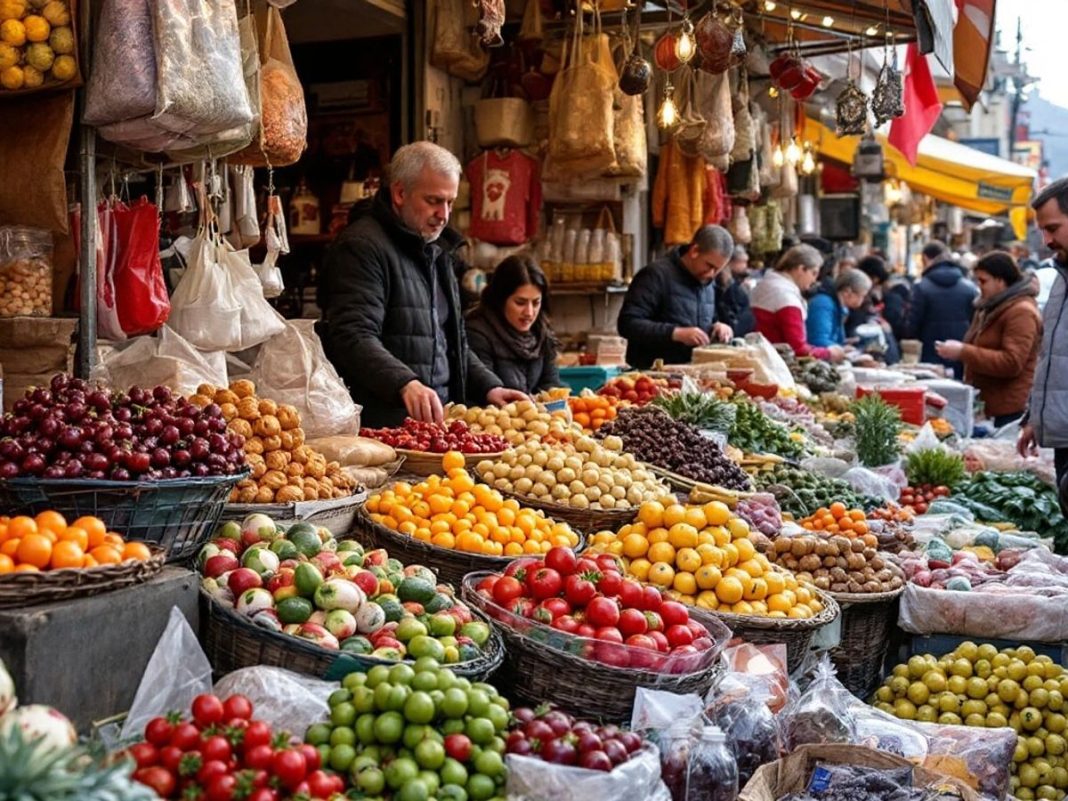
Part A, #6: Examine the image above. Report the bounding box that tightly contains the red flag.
[888,43,943,166]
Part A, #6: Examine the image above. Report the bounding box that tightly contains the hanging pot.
[777,60,804,91]
[836,80,869,136]
[768,53,793,81]
[619,51,652,95]
[654,33,681,72]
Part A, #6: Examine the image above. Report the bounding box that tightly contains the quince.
[40,0,65,26]
[1,64,23,90]
[50,52,73,80]
[47,24,70,53]
[0,18,25,45]
[22,13,47,42]
[25,41,51,70]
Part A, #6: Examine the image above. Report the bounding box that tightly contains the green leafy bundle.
[905,448,967,489]
[651,392,737,433]
[956,471,1068,553]
[727,399,807,458]
[852,394,903,467]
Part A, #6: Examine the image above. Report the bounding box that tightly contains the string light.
[657,82,679,129]
[865,24,879,36]
[675,18,696,64]
[822,15,834,27]
[786,138,802,166]
[764,0,776,9]
[772,145,785,168]
[769,85,780,98]
[801,144,816,175]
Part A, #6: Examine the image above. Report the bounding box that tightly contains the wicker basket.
[395,450,506,477]
[703,588,840,673]
[199,591,505,681]
[497,488,637,534]
[828,587,903,698]
[220,493,368,537]
[0,472,247,563]
[0,546,166,608]
[462,573,729,722]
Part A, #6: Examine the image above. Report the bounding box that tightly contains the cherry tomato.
[491,576,524,606]
[127,742,159,769]
[306,770,337,798]
[159,745,184,773]
[144,716,176,747]
[222,695,253,721]
[201,735,232,764]
[192,694,226,728]
[270,749,308,790]
[296,743,321,772]
[205,773,237,801]
[241,721,272,751]
[170,723,202,752]
[242,744,274,771]
[197,759,230,786]
[133,766,176,798]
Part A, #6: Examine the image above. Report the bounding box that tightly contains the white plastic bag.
[213,667,332,737]
[251,320,361,438]
[97,325,228,396]
[168,232,243,351]
[841,466,901,503]
[120,607,212,743]
[254,194,287,298]
[630,687,706,734]
[506,745,671,801]
[222,246,287,347]
[906,422,943,454]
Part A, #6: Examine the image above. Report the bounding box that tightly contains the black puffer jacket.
[318,190,502,427]
[618,247,723,369]
[906,261,979,378]
[465,307,560,395]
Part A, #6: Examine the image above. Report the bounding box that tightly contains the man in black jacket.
[716,245,756,337]
[618,225,735,369]
[319,142,525,427]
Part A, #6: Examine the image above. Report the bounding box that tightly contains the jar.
[661,723,739,801]
[0,226,53,318]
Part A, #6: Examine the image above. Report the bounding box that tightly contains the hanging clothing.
[652,141,707,246]
[466,149,541,246]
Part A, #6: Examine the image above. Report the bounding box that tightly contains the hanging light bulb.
[675,18,696,64]
[865,24,879,36]
[772,145,785,168]
[764,0,776,10]
[769,85,780,98]
[658,82,679,129]
[801,145,816,175]
[822,15,834,27]
[786,138,802,166]
[790,8,802,20]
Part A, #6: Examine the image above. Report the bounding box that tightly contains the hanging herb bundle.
[852,394,903,467]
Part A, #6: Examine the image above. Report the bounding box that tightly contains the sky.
[996,0,1068,109]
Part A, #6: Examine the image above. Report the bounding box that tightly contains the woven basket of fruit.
[462,572,729,722]
[496,489,636,534]
[395,449,506,477]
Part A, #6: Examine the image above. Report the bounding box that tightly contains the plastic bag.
[223,246,288,347]
[705,674,780,786]
[96,325,228,397]
[168,231,243,351]
[914,720,1016,800]
[112,197,171,335]
[849,705,928,761]
[151,0,254,137]
[780,656,857,751]
[255,194,287,298]
[84,0,157,127]
[631,688,706,736]
[251,320,361,438]
[721,643,789,713]
[906,422,943,454]
[898,582,1068,641]
[506,744,671,801]
[119,607,212,743]
[304,436,396,467]
[96,202,126,340]
[841,466,900,503]
[213,667,333,737]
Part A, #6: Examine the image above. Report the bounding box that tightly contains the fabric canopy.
[802,117,1036,219]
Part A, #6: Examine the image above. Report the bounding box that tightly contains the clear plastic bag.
[705,674,780,787]
[0,225,52,318]
[151,0,254,137]
[168,232,243,351]
[631,688,707,736]
[914,720,1017,800]
[95,325,228,397]
[213,667,333,737]
[119,607,212,744]
[304,436,396,467]
[84,0,157,127]
[841,466,901,503]
[254,194,287,298]
[780,656,857,751]
[849,705,929,761]
[506,744,672,801]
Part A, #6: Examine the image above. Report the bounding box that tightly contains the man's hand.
[1018,423,1038,458]
[711,322,733,343]
[935,339,964,360]
[672,327,711,348]
[826,345,846,363]
[487,387,529,407]
[400,380,444,424]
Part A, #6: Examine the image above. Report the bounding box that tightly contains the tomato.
[617,579,643,610]
[643,611,663,632]
[246,789,278,801]
[933,485,950,497]
[648,630,670,652]
[575,557,599,574]
[205,774,237,801]
[241,721,272,752]
[201,736,231,764]
[595,569,623,598]
[504,557,539,579]
[585,597,620,628]
[171,723,203,752]
[914,501,928,514]
[527,567,563,601]
[306,770,337,798]
[127,742,159,769]
[595,641,631,668]
[544,547,578,576]
[222,695,253,721]
[594,554,620,573]
[296,743,321,772]
[191,695,225,729]
[551,614,580,633]
[639,586,663,611]
[270,749,307,790]
[659,601,689,628]
[134,766,176,798]
[617,608,648,637]
[625,633,658,650]
[536,597,571,621]
[197,759,230,786]
[665,624,694,648]
[686,619,705,640]
[160,745,185,773]
[594,626,623,643]
[145,716,176,747]
[242,744,274,771]
[492,576,524,606]
[476,575,498,594]
[509,598,536,618]
[444,733,472,762]
[576,623,596,638]
[563,573,597,607]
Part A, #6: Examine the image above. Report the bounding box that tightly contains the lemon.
[1049,735,1068,757]
[1053,767,1068,789]
[977,643,999,662]
[956,641,980,662]
[975,658,993,679]
[892,664,909,679]
[964,713,987,728]
[962,699,988,717]
[1033,689,1052,709]
[1018,741,1033,762]
[916,705,938,723]
[875,686,894,703]
[1019,646,1038,664]
[1027,676,1047,693]
[907,682,930,705]
[21,13,46,41]
[1037,786,1059,801]
[1049,714,1067,734]
[1023,707,1045,731]
[938,712,962,725]
[0,41,15,68]
[948,675,968,695]
[1000,679,1022,703]
[1022,765,1043,788]
[908,655,929,679]
[1010,661,1031,682]
[875,701,895,715]
[923,670,948,693]
[951,658,974,678]
[987,712,1009,728]
[966,676,989,699]
[40,0,66,25]
[0,18,24,45]
[889,675,910,697]
[938,693,962,714]
[0,63,23,89]
[893,698,917,720]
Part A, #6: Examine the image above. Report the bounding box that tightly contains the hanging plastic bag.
[151,0,254,137]
[255,194,287,298]
[112,196,171,335]
[83,0,157,127]
[429,0,490,82]
[780,656,857,751]
[231,5,307,167]
[705,674,780,787]
[168,230,243,351]
[229,165,261,249]
[96,202,126,340]
[222,246,287,347]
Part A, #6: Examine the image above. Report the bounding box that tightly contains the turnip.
[0,705,76,753]
[324,609,358,639]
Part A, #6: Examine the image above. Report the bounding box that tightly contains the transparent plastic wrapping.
[0,226,52,317]
[722,643,789,713]
[304,436,397,467]
[168,232,243,351]
[212,667,333,737]
[505,744,672,801]
[705,674,780,786]
[914,721,1016,800]
[631,687,706,736]
[849,705,929,761]
[661,724,738,801]
[780,656,857,750]
[97,325,228,397]
[898,582,1068,641]
[151,0,254,136]
[83,0,157,126]
[841,466,901,503]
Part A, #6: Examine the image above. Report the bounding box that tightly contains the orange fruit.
[81,554,98,568]
[16,533,52,569]
[715,575,744,604]
[637,500,665,528]
[50,540,84,569]
[702,501,731,527]
[7,516,37,539]
[60,526,89,551]
[14,564,39,573]
[829,501,847,518]
[34,510,67,535]
[103,532,125,548]
[122,541,152,562]
[89,545,122,565]
[0,539,18,558]
[75,516,108,548]
[0,554,13,573]
[662,504,687,528]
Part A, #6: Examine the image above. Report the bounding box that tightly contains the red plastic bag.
[112,196,170,335]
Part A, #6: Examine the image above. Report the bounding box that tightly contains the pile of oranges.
[588,499,823,619]
[568,394,620,433]
[799,502,871,537]
[0,512,153,574]
[365,454,581,556]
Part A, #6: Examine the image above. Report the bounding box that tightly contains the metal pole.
[75,0,96,379]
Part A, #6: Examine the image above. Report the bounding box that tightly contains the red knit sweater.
[753,306,831,360]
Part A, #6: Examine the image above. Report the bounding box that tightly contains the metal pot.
[619,51,652,95]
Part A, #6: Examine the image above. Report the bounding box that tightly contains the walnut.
[237,397,261,421]
[286,462,305,478]
[236,486,258,503]
[303,487,320,501]
[262,435,283,452]
[189,393,213,408]
[254,486,276,503]
[197,383,218,397]
[220,402,238,420]
[276,484,303,503]
[251,461,267,479]
[254,415,282,438]
[279,431,295,451]
[230,379,256,399]
[215,389,240,406]
[228,418,254,438]
[246,436,265,455]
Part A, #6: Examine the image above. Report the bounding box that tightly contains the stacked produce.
[446,401,574,445]
[0,375,246,480]
[0,0,78,92]
[365,467,581,556]
[471,546,721,670]
[852,395,902,468]
[188,382,357,504]
[361,418,507,454]
[875,642,1068,801]
[756,396,834,448]
[753,464,880,518]
[476,434,668,511]
[128,691,339,800]
[727,399,807,459]
[198,514,492,663]
[588,499,823,618]
[567,393,620,433]
[791,358,841,393]
[769,531,905,594]
[897,484,952,515]
[798,503,871,536]
[597,406,751,491]
[953,472,1068,552]
[504,705,645,769]
[305,661,511,800]
[0,511,153,572]
[598,374,678,405]
[897,534,1036,590]
[733,494,784,538]
[651,392,737,434]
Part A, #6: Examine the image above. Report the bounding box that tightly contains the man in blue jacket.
[906,242,978,378]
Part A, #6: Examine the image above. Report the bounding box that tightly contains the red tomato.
[144,716,176,747]
[197,759,230,786]
[270,749,308,790]
[242,744,274,771]
[159,745,184,773]
[585,597,620,628]
[444,733,472,762]
[246,789,278,801]
[640,586,663,611]
[296,743,321,772]
[665,624,695,648]
[576,623,596,638]
[509,598,536,618]
[192,694,226,728]
[527,567,563,601]
[625,633,658,650]
[537,597,571,620]
[596,569,623,598]
[133,766,176,798]
[594,554,620,573]
[659,601,689,628]
[201,735,232,765]
[643,611,664,631]
[205,773,237,801]
[491,576,524,606]
[170,723,202,752]
[306,770,337,798]
[564,573,597,607]
[648,630,670,652]
[476,575,499,594]
[594,626,623,643]
[241,721,272,751]
[551,614,580,633]
[222,695,253,721]
[127,742,159,769]
[617,579,644,610]
[504,557,540,579]
[544,547,578,576]
[618,608,648,637]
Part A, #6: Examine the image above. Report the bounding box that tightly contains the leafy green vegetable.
[852,394,903,467]
[727,399,808,458]
[955,471,1068,553]
[651,392,737,433]
[905,448,966,488]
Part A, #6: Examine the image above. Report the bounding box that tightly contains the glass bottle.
[661,723,739,801]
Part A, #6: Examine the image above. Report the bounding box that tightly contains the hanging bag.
[112,196,171,335]
[429,0,490,82]
[672,66,707,159]
[697,70,735,170]
[474,70,534,148]
[254,194,287,299]
[606,37,647,178]
[731,69,756,161]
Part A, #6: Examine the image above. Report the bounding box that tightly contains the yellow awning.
[802,118,1036,219]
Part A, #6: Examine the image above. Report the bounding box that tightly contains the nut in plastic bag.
[780,655,857,751]
[506,744,672,801]
[212,667,332,738]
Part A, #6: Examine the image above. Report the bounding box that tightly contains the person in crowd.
[806,269,873,349]
[1019,177,1068,489]
[1011,240,1041,273]
[935,251,1041,429]
[319,141,526,427]
[465,255,560,395]
[716,245,756,337]
[853,255,910,342]
[617,225,735,369]
[751,244,844,362]
[905,241,979,378]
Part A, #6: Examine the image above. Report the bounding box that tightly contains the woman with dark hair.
[465,254,560,394]
[935,251,1043,427]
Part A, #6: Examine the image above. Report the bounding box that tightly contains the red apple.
[348,569,379,597]
[204,553,240,579]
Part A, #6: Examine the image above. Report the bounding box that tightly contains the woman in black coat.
[465,255,560,394]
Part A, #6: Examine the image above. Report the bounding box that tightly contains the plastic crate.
[889,632,1068,671]
[559,365,622,394]
[856,386,926,425]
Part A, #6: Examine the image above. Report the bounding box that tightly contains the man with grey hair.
[320,141,526,427]
[618,225,735,369]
